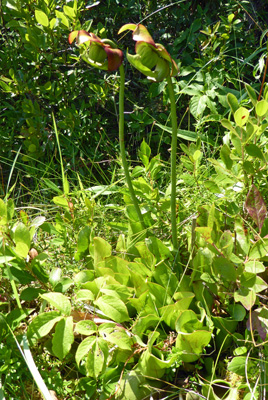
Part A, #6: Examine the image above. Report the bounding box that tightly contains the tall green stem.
[166,74,178,251]
[118,65,145,229]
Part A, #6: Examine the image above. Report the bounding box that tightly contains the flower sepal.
[68,30,123,71]
[118,24,178,81]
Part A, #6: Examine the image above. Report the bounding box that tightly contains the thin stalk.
[166,74,178,251]
[5,263,23,310]
[118,65,145,229]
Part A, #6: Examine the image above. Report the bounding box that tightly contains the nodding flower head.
[118,24,178,81]
[68,30,123,71]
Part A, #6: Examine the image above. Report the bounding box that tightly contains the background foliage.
[1,0,268,399]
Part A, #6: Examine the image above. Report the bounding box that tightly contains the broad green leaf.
[30,216,46,228]
[228,304,246,321]
[139,139,151,167]
[234,107,249,127]
[92,237,111,266]
[190,94,207,118]
[138,349,175,379]
[52,316,74,360]
[14,222,31,257]
[148,282,173,308]
[176,330,212,362]
[53,196,69,207]
[41,293,71,316]
[235,219,250,255]
[175,310,202,333]
[76,336,96,366]
[244,260,265,274]
[76,289,95,301]
[160,295,195,330]
[49,268,62,287]
[76,226,91,256]
[153,262,178,295]
[94,295,129,323]
[245,144,264,160]
[220,144,233,170]
[249,238,268,259]
[221,119,238,135]
[63,5,75,19]
[240,272,267,293]
[55,10,69,27]
[0,255,15,264]
[145,237,173,263]
[132,314,160,336]
[219,231,234,258]
[255,99,268,116]
[195,226,212,244]
[35,10,49,27]
[86,338,108,378]
[27,311,62,344]
[115,370,151,400]
[104,329,133,350]
[228,357,248,376]
[234,288,256,310]
[227,93,239,114]
[245,84,257,106]
[100,284,132,302]
[75,320,97,336]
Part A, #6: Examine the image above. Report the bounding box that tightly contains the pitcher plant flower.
[118,24,178,81]
[118,24,179,254]
[68,30,123,71]
[68,29,145,230]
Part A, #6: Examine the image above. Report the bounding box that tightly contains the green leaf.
[14,222,31,258]
[104,329,133,350]
[190,94,207,118]
[155,122,213,144]
[235,219,250,255]
[115,370,151,400]
[27,311,62,345]
[219,231,234,258]
[234,107,249,127]
[228,356,248,376]
[244,260,265,274]
[234,288,256,310]
[213,257,236,282]
[92,237,111,266]
[41,293,71,316]
[86,338,108,378]
[52,316,74,360]
[75,320,97,336]
[249,238,268,259]
[94,295,129,323]
[55,10,69,28]
[139,139,151,167]
[245,84,257,106]
[245,144,264,160]
[255,99,268,117]
[220,144,233,170]
[138,349,175,379]
[76,336,96,366]
[227,93,239,113]
[176,330,212,362]
[35,10,49,27]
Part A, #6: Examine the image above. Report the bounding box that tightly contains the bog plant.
[1,5,268,400]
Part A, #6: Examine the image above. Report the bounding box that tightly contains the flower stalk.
[118,65,145,229]
[118,24,179,250]
[68,29,145,228]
